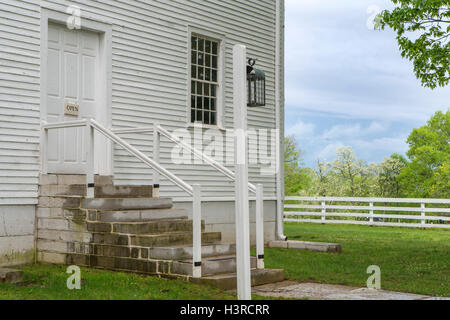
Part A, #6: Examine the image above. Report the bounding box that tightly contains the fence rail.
[284,197,450,229]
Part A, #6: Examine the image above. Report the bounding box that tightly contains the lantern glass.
[247,67,265,107]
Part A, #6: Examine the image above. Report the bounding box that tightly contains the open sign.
[64,102,79,116]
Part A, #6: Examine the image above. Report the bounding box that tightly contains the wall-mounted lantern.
[247,58,266,107]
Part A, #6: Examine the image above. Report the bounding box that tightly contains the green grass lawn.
[263,223,450,297]
[1,223,448,299]
[0,265,239,300]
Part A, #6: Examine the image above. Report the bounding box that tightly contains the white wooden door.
[46,23,100,174]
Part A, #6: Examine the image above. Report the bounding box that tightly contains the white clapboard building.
[0,0,286,276]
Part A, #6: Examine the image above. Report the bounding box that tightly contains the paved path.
[252,281,449,300]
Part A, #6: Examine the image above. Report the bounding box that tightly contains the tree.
[399,110,450,197]
[377,153,408,197]
[380,0,450,88]
[284,136,313,195]
[332,147,373,197]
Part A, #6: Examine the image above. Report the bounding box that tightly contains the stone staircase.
[37,174,284,289]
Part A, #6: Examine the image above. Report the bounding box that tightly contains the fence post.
[86,121,95,199]
[321,201,326,223]
[192,184,202,278]
[369,202,374,226]
[233,44,252,300]
[256,184,264,269]
[153,123,161,189]
[421,202,426,228]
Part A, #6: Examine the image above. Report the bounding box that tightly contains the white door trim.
[40,7,113,175]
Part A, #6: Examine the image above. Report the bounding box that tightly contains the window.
[190,35,219,125]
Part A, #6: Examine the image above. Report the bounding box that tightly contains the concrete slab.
[269,240,342,253]
[252,281,446,300]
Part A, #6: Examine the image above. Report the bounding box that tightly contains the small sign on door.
[64,102,79,116]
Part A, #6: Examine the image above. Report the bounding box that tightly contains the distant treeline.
[285,110,449,199]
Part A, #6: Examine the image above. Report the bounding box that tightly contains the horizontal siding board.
[1,0,279,204]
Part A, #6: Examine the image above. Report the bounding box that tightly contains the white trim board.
[39,7,113,175]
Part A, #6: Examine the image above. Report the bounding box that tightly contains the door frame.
[40,7,113,175]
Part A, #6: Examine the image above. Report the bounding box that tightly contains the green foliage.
[285,111,448,198]
[284,136,314,195]
[380,0,450,88]
[399,110,450,197]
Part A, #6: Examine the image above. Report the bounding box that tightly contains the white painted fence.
[284,197,450,229]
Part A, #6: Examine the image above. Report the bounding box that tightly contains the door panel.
[46,23,100,174]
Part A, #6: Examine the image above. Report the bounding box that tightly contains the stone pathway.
[252,281,449,300]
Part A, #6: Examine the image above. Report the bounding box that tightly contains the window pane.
[204,83,210,96]
[191,37,197,50]
[191,65,197,79]
[197,53,204,66]
[204,97,210,110]
[198,39,204,51]
[205,69,211,81]
[197,96,203,108]
[198,67,204,80]
[211,112,217,125]
[197,82,202,94]
[191,109,196,122]
[191,81,196,94]
[205,40,211,53]
[212,70,217,82]
[204,111,210,125]
[211,85,216,97]
[205,54,211,67]
[196,109,203,122]
[191,95,196,108]
[191,51,197,64]
[212,56,218,69]
[212,42,218,55]
[211,98,216,111]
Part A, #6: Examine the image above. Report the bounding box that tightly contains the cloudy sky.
[285,0,450,167]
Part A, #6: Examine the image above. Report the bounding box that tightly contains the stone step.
[92,231,221,247]
[130,232,222,247]
[85,219,203,235]
[40,185,153,198]
[0,268,23,284]
[82,197,172,211]
[111,219,203,235]
[95,209,188,222]
[95,185,153,198]
[148,243,236,260]
[171,255,257,277]
[40,174,113,186]
[191,269,285,290]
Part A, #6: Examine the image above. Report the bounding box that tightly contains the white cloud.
[286,120,316,139]
[317,142,345,160]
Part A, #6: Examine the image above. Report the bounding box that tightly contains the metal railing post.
[192,184,202,278]
[153,123,161,188]
[421,202,426,228]
[86,121,95,198]
[321,201,326,223]
[256,184,264,269]
[41,127,49,174]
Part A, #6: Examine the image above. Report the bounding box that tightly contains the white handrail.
[41,119,203,277]
[113,124,258,194]
[89,120,194,196]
